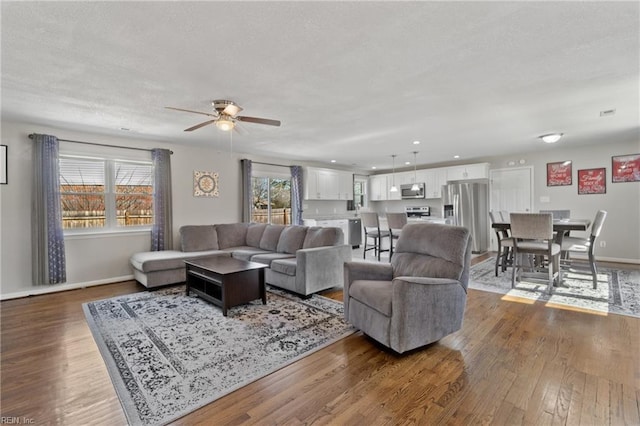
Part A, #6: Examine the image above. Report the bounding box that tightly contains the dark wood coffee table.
[184,256,267,316]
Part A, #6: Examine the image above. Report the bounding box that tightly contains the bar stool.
[386,212,407,260]
[361,212,391,261]
[490,211,513,276]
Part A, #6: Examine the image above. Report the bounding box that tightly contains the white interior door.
[489,167,533,250]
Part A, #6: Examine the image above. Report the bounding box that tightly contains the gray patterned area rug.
[470,258,640,318]
[83,286,355,426]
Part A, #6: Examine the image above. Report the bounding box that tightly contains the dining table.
[491,218,591,247]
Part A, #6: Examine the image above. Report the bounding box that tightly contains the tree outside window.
[59,156,153,230]
[252,176,291,224]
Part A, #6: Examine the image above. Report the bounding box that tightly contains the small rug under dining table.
[83,285,355,426]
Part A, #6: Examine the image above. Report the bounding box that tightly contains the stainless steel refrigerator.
[442,182,489,253]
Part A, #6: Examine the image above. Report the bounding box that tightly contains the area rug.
[83,286,355,426]
[469,258,640,318]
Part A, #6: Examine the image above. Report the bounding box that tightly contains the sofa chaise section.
[130,249,228,288]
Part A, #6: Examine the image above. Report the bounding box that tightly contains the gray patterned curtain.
[241,159,252,223]
[290,165,303,225]
[151,149,173,251]
[31,134,66,285]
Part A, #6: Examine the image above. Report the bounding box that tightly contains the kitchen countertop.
[303,215,447,222]
[303,214,360,221]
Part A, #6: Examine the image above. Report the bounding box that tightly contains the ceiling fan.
[165,100,281,132]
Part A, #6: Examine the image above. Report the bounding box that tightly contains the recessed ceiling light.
[371,166,377,169]
[454,155,460,159]
[413,141,420,145]
[330,160,336,163]
[539,133,563,143]
[405,161,411,165]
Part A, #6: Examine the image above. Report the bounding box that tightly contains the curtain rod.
[250,160,293,168]
[28,134,173,154]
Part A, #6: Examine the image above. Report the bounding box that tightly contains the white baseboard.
[0,275,135,301]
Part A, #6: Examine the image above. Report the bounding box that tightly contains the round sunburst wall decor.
[193,170,219,197]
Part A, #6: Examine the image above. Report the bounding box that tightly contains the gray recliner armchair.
[343,223,472,353]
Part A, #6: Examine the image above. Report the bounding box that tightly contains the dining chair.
[509,213,562,294]
[561,210,607,289]
[541,209,572,242]
[386,212,407,260]
[540,209,571,220]
[489,211,513,276]
[361,212,391,261]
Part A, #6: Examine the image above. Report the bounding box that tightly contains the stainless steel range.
[405,206,431,218]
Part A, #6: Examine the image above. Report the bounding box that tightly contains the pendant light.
[389,154,398,192]
[411,151,420,191]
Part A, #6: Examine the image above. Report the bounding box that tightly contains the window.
[59,155,153,231]
[252,176,291,224]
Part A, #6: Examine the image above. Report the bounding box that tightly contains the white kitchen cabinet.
[386,172,401,201]
[424,167,447,198]
[368,175,388,201]
[318,169,339,199]
[395,171,414,186]
[335,219,349,243]
[304,167,344,200]
[304,168,321,200]
[337,171,354,200]
[446,163,489,181]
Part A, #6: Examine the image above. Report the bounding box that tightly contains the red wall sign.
[612,153,640,183]
[578,168,606,195]
[547,161,572,186]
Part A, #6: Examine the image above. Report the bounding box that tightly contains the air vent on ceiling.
[600,109,616,117]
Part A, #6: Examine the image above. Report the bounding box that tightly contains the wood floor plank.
[1,259,638,425]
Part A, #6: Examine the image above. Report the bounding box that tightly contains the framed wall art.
[0,145,6,184]
[546,160,572,186]
[193,170,219,197]
[578,168,606,195]
[612,153,640,183]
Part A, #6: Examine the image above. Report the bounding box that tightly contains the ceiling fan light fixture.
[223,104,241,117]
[215,118,235,132]
[540,133,563,143]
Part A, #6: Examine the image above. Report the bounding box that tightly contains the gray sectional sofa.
[129,223,352,296]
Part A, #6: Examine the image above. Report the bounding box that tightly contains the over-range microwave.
[400,183,425,199]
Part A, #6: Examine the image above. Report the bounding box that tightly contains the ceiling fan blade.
[223,103,243,116]
[184,120,217,131]
[236,116,281,126]
[234,122,248,135]
[165,106,218,118]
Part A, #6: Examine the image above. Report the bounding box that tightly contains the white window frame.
[251,166,292,225]
[60,154,154,235]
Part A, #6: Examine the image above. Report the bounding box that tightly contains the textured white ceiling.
[2,1,638,171]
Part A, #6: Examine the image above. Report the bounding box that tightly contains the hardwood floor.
[2,256,639,425]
